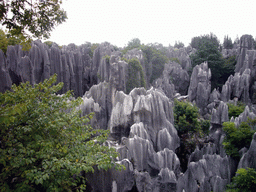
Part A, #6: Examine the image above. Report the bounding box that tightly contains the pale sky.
[48,0,256,47]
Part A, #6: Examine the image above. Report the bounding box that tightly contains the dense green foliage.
[0,29,8,53]
[222,55,237,81]
[227,102,246,119]
[190,33,220,50]
[0,0,67,39]
[223,121,255,159]
[126,58,146,93]
[121,38,141,54]
[174,41,184,49]
[174,99,201,134]
[174,99,210,171]
[227,167,256,192]
[190,35,229,90]
[0,75,121,191]
[223,35,233,49]
[140,43,169,83]
[0,29,31,52]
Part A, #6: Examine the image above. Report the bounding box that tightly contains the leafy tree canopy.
[173,99,210,171]
[126,58,146,93]
[0,74,121,191]
[190,33,220,50]
[223,120,255,160]
[0,28,31,52]
[227,102,245,119]
[140,43,169,83]
[190,37,228,90]
[223,35,233,49]
[127,38,141,49]
[227,167,256,192]
[174,41,184,49]
[0,0,67,39]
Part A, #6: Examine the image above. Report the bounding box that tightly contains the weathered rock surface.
[230,105,256,127]
[188,62,211,114]
[167,47,193,71]
[177,154,230,192]
[221,48,238,59]
[79,83,181,191]
[210,101,229,126]
[238,132,256,170]
[1,40,95,96]
[235,34,255,73]
[86,159,134,192]
[220,34,256,103]
[154,62,190,97]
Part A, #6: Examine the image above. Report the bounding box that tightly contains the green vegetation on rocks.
[227,167,256,192]
[0,75,121,191]
[223,121,255,159]
[227,102,246,119]
[126,58,146,93]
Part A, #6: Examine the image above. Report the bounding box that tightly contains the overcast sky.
[48,0,256,47]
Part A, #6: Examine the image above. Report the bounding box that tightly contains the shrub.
[223,121,255,159]
[174,41,184,49]
[0,75,121,191]
[140,44,169,83]
[174,99,201,134]
[126,58,146,93]
[227,102,245,119]
[226,167,256,192]
[223,35,233,49]
[0,29,8,53]
[174,99,209,171]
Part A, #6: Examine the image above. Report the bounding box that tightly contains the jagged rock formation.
[188,62,211,114]
[80,84,181,191]
[1,40,94,96]
[230,105,256,127]
[221,34,256,103]
[210,101,229,126]
[221,69,252,103]
[86,159,135,192]
[221,48,238,59]
[2,35,256,191]
[166,47,193,71]
[177,154,230,192]
[238,132,256,170]
[154,62,190,97]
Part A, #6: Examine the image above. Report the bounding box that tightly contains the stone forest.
[1,34,256,192]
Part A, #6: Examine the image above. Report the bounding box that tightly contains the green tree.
[127,38,141,49]
[227,102,245,119]
[0,0,67,39]
[223,121,255,160]
[190,39,226,90]
[227,167,256,192]
[126,58,146,93]
[222,55,237,83]
[174,99,209,171]
[0,29,8,53]
[190,33,220,50]
[223,35,233,49]
[140,44,169,83]
[174,41,184,49]
[0,75,121,191]
[174,99,201,134]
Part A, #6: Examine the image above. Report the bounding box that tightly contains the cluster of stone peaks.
[1,35,256,192]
